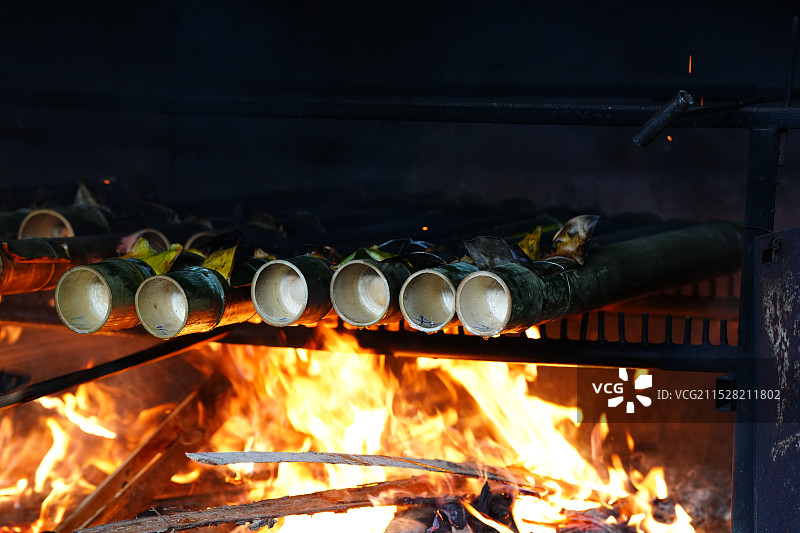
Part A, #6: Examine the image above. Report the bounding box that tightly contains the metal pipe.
[55,258,155,334]
[330,258,411,327]
[456,221,742,337]
[135,259,265,339]
[17,205,111,238]
[399,262,478,332]
[632,90,694,147]
[251,255,333,326]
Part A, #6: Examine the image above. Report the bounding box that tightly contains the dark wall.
[0,1,797,229]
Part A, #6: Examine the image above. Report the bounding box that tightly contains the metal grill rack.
[0,20,799,533]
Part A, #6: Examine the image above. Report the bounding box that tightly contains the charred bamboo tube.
[399,262,478,332]
[55,258,156,334]
[251,255,333,326]
[135,259,266,339]
[0,239,73,295]
[455,221,743,337]
[330,258,411,327]
[18,205,111,238]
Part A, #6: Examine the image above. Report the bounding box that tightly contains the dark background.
[0,1,797,229]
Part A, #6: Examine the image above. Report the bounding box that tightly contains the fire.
[0,379,176,532]
[1,326,697,532]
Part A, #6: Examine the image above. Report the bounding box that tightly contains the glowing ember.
[1,326,697,532]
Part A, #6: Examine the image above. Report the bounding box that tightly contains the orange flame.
[2,326,696,532]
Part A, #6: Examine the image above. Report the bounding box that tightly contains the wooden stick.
[187,451,539,493]
[56,371,233,532]
[75,476,472,533]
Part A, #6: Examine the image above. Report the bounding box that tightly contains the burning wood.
[185,451,540,494]
[56,371,233,531]
[72,476,477,533]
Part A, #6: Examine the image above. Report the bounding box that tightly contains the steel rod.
[0,89,798,129]
[0,329,228,411]
[219,321,738,373]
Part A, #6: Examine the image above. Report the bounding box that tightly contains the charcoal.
[469,482,519,533]
[651,497,677,524]
[427,499,468,533]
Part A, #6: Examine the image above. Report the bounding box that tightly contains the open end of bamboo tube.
[400,269,456,332]
[251,260,309,326]
[135,276,189,339]
[55,267,113,334]
[137,228,170,253]
[330,260,390,326]
[18,209,73,238]
[455,271,512,337]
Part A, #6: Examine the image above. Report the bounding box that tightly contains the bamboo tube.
[455,221,743,337]
[18,205,111,238]
[0,231,180,296]
[54,251,204,334]
[0,239,73,295]
[251,255,333,326]
[399,262,478,332]
[55,258,155,334]
[135,259,265,339]
[132,229,170,252]
[330,258,411,327]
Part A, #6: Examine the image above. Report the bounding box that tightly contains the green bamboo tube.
[251,255,333,326]
[55,258,155,334]
[330,258,411,327]
[456,221,743,337]
[135,259,265,339]
[399,262,478,332]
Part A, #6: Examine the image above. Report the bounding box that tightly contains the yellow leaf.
[121,237,184,275]
[143,244,184,275]
[121,237,156,260]
[201,245,238,281]
[517,227,542,261]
